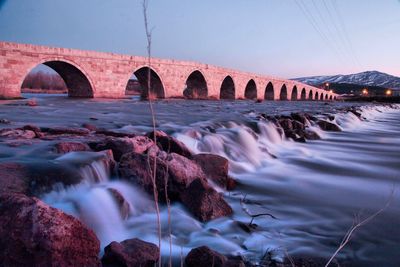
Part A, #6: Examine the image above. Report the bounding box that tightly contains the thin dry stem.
[325,188,395,267]
[142,1,161,266]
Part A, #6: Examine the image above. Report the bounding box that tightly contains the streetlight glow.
[386,89,392,96]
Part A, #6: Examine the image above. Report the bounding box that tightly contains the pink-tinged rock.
[95,129,136,138]
[147,130,193,158]
[0,128,36,139]
[193,153,236,190]
[185,246,227,267]
[102,238,159,267]
[90,136,154,161]
[0,193,100,266]
[55,141,90,154]
[108,188,131,220]
[181,179,233,222]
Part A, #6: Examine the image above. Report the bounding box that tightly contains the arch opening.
[291,86,298,101]
[244,79,257,100]
[329,95,333,100]
[220,76,235,100]
[315,92,319,100]
[325,94,329,100]
[300,88,306,100]
[126,67,165,100]
[21,62,93,98]
[308,90,313,100]
[264,82,274,100]
[183,70,208,99]
[280,84,288,100]
[320,93,324,100]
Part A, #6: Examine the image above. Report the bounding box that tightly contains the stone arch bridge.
[0,42,337,101]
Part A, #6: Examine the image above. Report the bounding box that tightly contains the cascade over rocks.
[101,238,159,267]
[0,193,100,267]
[107,188,131,220]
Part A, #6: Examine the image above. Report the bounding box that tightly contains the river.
[1,94,399,266]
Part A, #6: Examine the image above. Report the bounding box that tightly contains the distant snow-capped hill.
[292,71,400,89]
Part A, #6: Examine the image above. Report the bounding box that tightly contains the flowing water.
[1,94,399,266]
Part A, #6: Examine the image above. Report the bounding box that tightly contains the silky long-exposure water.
[1,94,399,266]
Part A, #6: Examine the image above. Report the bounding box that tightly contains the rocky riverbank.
[0,103,399,266]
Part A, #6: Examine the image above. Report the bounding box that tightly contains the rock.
[193,153,235,190]
[0,128,36,139]
[26,99,37,106]
[102,238,159,267]
[95,128,136,138]
[0,163,30,194]
[46,127,90,136]
[292,120,305,131]
[82,123,97,131]
[0,118,10,124]
[55,141,90,154]
[278,118,293,131]
[317,120,341,132]
[108,188,131,220]
[166,153,206,198]
[304,130,320,140]
[185,246,227,267]
[147,130,193,158]
[181,179,233,222]
[224,259,246,267]
[22,124,43,138]
[90,136,154,161]
[291,112,308,124]
[0,193,100,266]
[119,152,169,201]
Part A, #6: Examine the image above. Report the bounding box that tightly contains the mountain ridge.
[292,71,400,89]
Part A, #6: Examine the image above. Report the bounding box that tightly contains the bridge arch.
[183,70,208,99]
[244,79,257,100]
[300,88,306,100]
[21,58,95,98]
[264,82,274,100]
[308,90,313,100]
[315,91,319,100]
[280,84,288,100]
[220,76,235,100]
[320,93,324,100]
[291,85,298,101]
[329,95,333,100]
[126,66,165,99]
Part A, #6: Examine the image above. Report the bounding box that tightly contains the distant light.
[325,83,329,87]
[362,88,368,95]
[386,89,392,96]
[329,89,333,93]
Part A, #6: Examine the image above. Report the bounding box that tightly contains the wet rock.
[90,136,154,161]
[181,179,233,222]
[0,128,36,139]
[22,124,43,138]
[102,238,159,267]
[0,162,30,194]
[0,118,10,124]
[292,120,305,131]
[224,259,246,267]
[55,141,91,154]
[185,246,227,267]
[278,118,293,131]
[193,153,236,190]
[82,123,97,131]
[119,152,169,201]
[304,130,320,140]
[0,193,100,266]
[317,120,341,132]
[46,126,90,136]
[291,112,308,124]
[95,128,136,138]
[108,188,131,220]
[26,99,38,106]
[147,130,193,158]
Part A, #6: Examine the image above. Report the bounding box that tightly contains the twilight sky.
[0,0,399,78]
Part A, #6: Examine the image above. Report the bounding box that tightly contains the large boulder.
[317,120,342,132]
[147,130,193,158]
[0,193,100,266]
[102,238,159,267]
[181,179,233,222]
[0,128,36,139]
[118,151,204,201]
[193,153,236,190]
[0,162,30,194]
[185,246,227,267]
[89,136,154,161]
